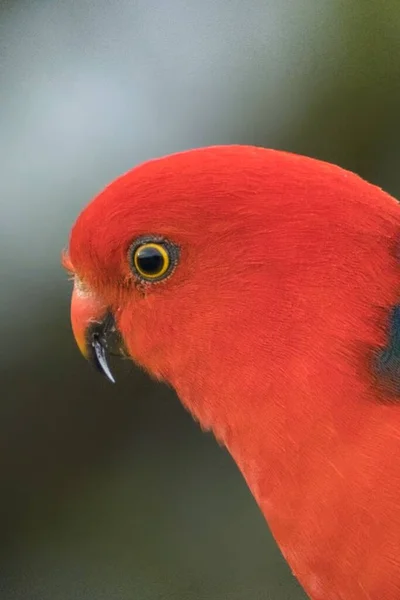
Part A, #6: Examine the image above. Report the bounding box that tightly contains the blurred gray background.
[1,1,400,598]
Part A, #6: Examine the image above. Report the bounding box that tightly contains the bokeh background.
[1,1,400,598]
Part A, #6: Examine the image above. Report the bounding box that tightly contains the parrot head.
[63,145,288,387]
[65,145,301,393]
[63,145,399,421]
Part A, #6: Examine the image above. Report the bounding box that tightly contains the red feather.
[68,146,400,599]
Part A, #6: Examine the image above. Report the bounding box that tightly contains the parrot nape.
[62,145,400,600]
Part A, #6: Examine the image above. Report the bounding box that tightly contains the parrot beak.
[70,283,116,383]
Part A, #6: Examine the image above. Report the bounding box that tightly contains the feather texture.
[67,146,400,599]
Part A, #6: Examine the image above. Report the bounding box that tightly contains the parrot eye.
[129,238,179,282]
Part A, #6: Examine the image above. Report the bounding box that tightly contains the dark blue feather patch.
[375,305,400,394]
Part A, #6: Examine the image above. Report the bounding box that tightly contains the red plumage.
[66,146,400,599]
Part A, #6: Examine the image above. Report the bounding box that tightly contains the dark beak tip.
[92,336,116,383]
[87,318,116,383]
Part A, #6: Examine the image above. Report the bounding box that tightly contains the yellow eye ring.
[130,238,179,282]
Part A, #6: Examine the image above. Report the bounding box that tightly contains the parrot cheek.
[114,310,148,370]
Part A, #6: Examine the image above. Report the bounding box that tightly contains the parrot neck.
[164,287,400,599]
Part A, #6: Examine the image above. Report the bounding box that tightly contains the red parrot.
[62,145,400,599]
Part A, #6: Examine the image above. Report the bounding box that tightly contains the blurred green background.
[1,1,400,598]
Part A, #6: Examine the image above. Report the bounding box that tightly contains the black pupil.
[137,246,165,275]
